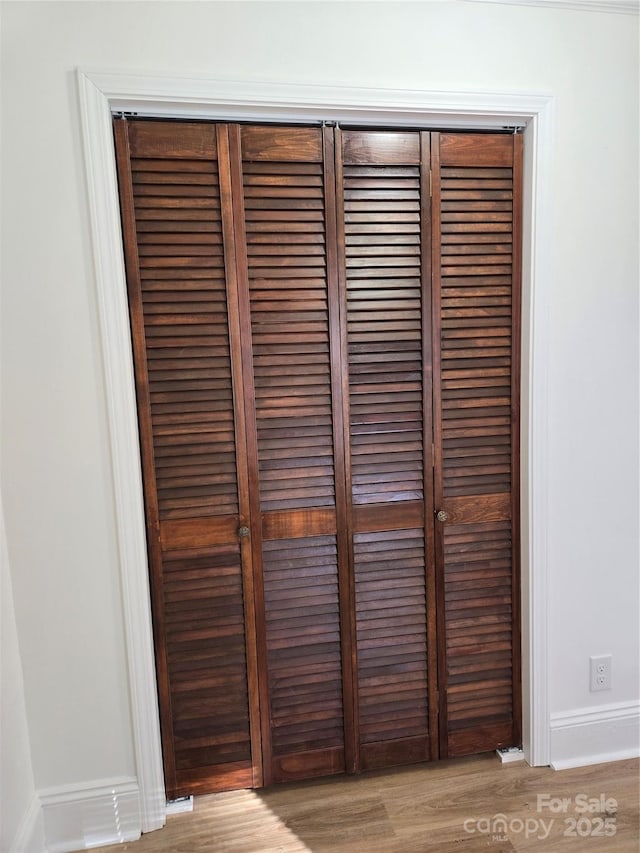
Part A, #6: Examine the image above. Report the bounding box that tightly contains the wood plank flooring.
[88,755,639,852]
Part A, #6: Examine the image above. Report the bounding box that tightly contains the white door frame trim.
[77,70,553,831]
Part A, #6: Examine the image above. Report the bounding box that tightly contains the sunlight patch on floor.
[191,788,311,852]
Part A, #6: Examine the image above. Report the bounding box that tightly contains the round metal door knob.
[436,510,449,523]
[238,525,250,538]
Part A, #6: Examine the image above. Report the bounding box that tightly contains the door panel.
[233,125,354,783]
[432,132,522,757]
[338,130,438,769]
[114,121,258,796]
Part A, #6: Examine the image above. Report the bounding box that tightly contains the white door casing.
[76,70,554,831]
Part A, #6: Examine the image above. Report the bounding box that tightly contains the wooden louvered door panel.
[431,132,522,757]
[337,130,438,771]
[114,121,261,797]
[231,126,354,784]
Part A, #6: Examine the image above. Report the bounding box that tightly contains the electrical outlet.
[590,655,612,692]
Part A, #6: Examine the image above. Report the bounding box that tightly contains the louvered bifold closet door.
[114,121,261,797]
[431,132,522,757]
[115,120,524,797]
[337,130,438,771]
[231,126,354,784]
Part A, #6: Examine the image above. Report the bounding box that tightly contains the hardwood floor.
[88,754,639,852]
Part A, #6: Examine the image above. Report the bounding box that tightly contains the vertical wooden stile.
[226,124,274,786]
[510,132,524,747]
[429,132,450,758]
[420,131,440,762]
[325,126,359,775]
[216,124,265,788]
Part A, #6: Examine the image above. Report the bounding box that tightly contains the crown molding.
[462,0,639,14]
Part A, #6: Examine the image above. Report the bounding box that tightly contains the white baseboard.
[39,776,141,853]
[11,793,46,853]
[550,700,640,770]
